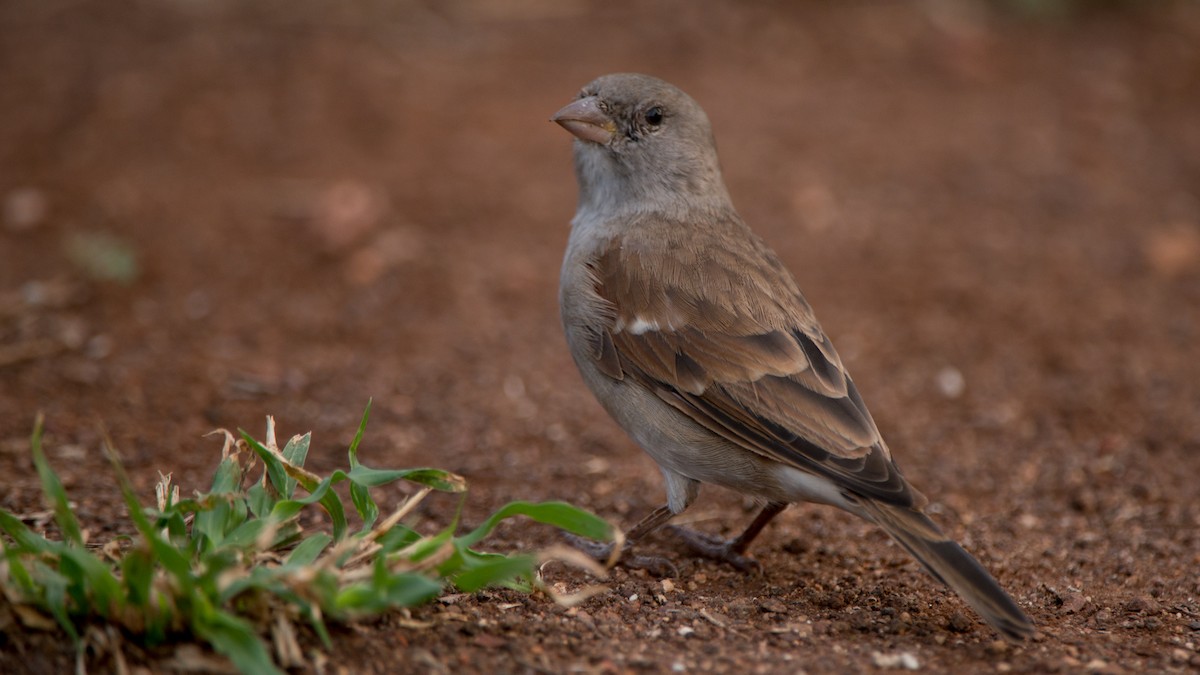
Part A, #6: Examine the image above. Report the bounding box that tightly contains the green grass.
[0,401,617,673]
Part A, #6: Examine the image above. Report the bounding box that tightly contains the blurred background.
[1,0,1199,668]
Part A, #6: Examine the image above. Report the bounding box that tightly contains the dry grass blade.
[270,615,304,669]
[536,545,612,608]
[341,487,434,569]
[203,428,238,460]
[536,544,609,580]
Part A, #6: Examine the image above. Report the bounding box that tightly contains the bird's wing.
[583,221,924,508]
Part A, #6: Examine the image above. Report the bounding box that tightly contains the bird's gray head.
[552,73,731,218]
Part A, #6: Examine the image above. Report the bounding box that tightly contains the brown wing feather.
[586,217,925,508]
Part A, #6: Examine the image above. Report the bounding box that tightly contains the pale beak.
[551,97,616,145]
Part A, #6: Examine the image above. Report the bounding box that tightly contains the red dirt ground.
[2,1,1199,673]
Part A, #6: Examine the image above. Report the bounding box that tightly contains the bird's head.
[552,73,730,216]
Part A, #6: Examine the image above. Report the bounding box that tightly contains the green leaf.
[221,519,266,550]
[281,432,312,467]
[29,415,84,546]
[59,546,124,619]
[279,433,311,498]
[243,432,349,539]
[0,509,54,553]
[375,523,421,553]
[104,440,195,589]
[194,609,283,675]
[334,571,442,614]
[241,432,294,495]
[32,560,80,642]
[209,455,243,493]
[120,547,156,609]
[401,519,457,564]
[193,499,230,551]
[246,484,273,519]
[0,541,37,595]
[284,533,332,567]
[63,231,140,284]
[458,501,613,549]
[346,465,465,493]
[347,399,371,468]
[309,477,348,541]
[451,553,536,592]
[347,401,379,532]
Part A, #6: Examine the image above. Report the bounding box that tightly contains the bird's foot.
[667,525,764,574]
[563,533,679,577]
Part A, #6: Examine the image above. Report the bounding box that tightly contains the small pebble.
[870,651,920,670]
[1061,593,1088,614]
[935,366,965,398]
[760,599,787,614]
[4,187,47,231]
[1124,596,1159,613]
[948,612,972,633]
[86,334,113,360]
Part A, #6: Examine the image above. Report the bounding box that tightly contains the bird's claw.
[667,525,764,574]
[563,533,679,577]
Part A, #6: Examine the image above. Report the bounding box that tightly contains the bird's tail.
[856,499,1035,641]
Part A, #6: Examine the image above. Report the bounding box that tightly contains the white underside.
[772,464,854,511]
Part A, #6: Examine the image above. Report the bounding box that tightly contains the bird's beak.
[551,97,616,145]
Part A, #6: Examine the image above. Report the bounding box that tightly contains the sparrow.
[551,73,1034,640]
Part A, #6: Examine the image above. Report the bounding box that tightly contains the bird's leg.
[668,501,788,574]
[566,504,680,577]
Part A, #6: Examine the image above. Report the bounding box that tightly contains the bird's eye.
[644,106,664,126]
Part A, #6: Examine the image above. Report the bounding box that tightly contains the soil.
[2,1,1200,673]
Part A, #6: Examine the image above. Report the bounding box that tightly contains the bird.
[551,72,1035,641]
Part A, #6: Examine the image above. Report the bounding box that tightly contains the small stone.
[472,633,506,649]
[1124,596,1159,613]
[1061,593,1088,614]
[760,599,788,614]
[86,334,113,360]
[947,612,972,633]
[1171,649,1190,663]
[4,187,48,231]
[1144,223,1200,277]
[871,651,920,670]
[986,640,1008,656]
[935,366,965,398]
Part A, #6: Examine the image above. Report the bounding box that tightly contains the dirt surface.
[3,1,1200,672]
